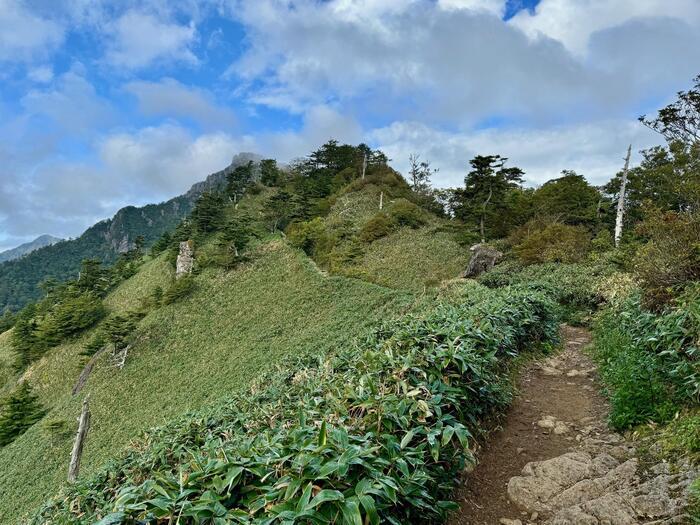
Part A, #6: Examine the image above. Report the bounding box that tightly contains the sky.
[1,0,699,251]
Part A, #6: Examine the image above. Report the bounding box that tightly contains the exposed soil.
[449,325,607,524]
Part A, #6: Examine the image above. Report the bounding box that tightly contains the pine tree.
[0,382,46,446]
[191,192,225,234]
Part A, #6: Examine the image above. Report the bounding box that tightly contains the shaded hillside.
[0,153,261,313]
[0,235,62,264]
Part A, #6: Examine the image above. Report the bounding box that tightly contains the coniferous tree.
[191,192,225,234]
[453,155,525,242]
[0,381,46,446]
[226,161,255,204]
[260,159,281,186]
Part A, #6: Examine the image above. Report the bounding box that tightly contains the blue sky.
[1,0,699,251]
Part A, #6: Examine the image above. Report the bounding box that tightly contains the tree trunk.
[379,191,384,210]
[614,145,632,248]
[361,153,367,180]
[68,397,91,483]
[480,187,493,243]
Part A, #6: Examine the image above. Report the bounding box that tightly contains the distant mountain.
[0,153,263,313]
[0,235,62,264]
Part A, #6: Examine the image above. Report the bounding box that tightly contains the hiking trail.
[450,325,698,525]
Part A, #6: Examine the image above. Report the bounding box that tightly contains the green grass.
[345,225,469,291]
[318,185,469,290]
[0,240,415,523]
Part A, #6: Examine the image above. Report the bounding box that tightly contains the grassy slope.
[327,184,469,290]
[0,241,415,522]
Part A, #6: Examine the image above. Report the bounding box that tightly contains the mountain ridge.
[0,152,263,313]
[0,235,62,264]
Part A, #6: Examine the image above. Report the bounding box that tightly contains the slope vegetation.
[0,241,414,522]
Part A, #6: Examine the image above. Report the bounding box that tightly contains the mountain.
[0,235,62,264]
[0,153,262,313]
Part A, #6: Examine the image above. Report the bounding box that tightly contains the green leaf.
[307,489,345,509]
[400,429,415,449]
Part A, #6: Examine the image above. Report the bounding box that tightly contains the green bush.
[633,210,700,309]
[358,212,395,243]
[0,382,46,447]
[479,259,616,324]
[162,275,196,305]
[31,283,559,524]
[593,290,700,429]
[514,222,591,264]
[388,199,426,228]
[36,291,106,347]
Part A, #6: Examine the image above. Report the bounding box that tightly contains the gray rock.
[176,240,194,278]
[462,243,503,278]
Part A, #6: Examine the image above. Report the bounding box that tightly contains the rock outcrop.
[507,435,698,524]
[176,241,194,278]
[462,243,503,278]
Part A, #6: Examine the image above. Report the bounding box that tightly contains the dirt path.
[449,325,697,525]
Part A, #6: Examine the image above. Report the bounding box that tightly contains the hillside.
[0,235,62,264]
[1,128,700,523]
[0,153,261,313]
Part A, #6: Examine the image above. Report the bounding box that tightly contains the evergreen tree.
[226,161,255,204]
[453,155,525,242]
[216,215,255,268]
[533,171,605,230]
[0,382,46,446]
[260,159,282,186]
[11,305,41,370]
[191,192,225,234]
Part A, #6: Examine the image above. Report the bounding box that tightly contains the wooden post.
[68,396,91,483]
[614,145,632,248]
[379,191,384,210]
[362,153,367,180]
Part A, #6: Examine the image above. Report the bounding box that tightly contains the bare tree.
[408,154,436,192]
[68,397,91,482]
[614,145,632,248]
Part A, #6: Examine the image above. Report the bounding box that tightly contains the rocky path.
[449,325,697,525]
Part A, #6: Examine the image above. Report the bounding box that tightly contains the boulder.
[462,243,503,278]
[176,240,194,278]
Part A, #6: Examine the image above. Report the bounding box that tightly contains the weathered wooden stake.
[614,145,632,248]
[68,396,91,482]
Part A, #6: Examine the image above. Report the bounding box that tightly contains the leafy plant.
[31,282,559,524]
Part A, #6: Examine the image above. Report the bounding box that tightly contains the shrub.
[514,222,591,264]
[479,259,616,324]
[162,275,196,305]
[593,290,700,429]
[358,212,395,243]
[633,210,700,309]
[37,291,106,347]
[388,199,426,228]
[0,382,46,447]
[31,283,559,524]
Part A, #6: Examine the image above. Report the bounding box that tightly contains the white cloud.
[98,124,252,200]
[227,0,700,127]
[369,119,660,188]
[259,105,363,161]
[104,10,198,70]
[27,66,54,83]
[510,0,700,56]
[21,70,116,133]
[0,0,64,62]
[438,0,505,16]
[125,78,236,130]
